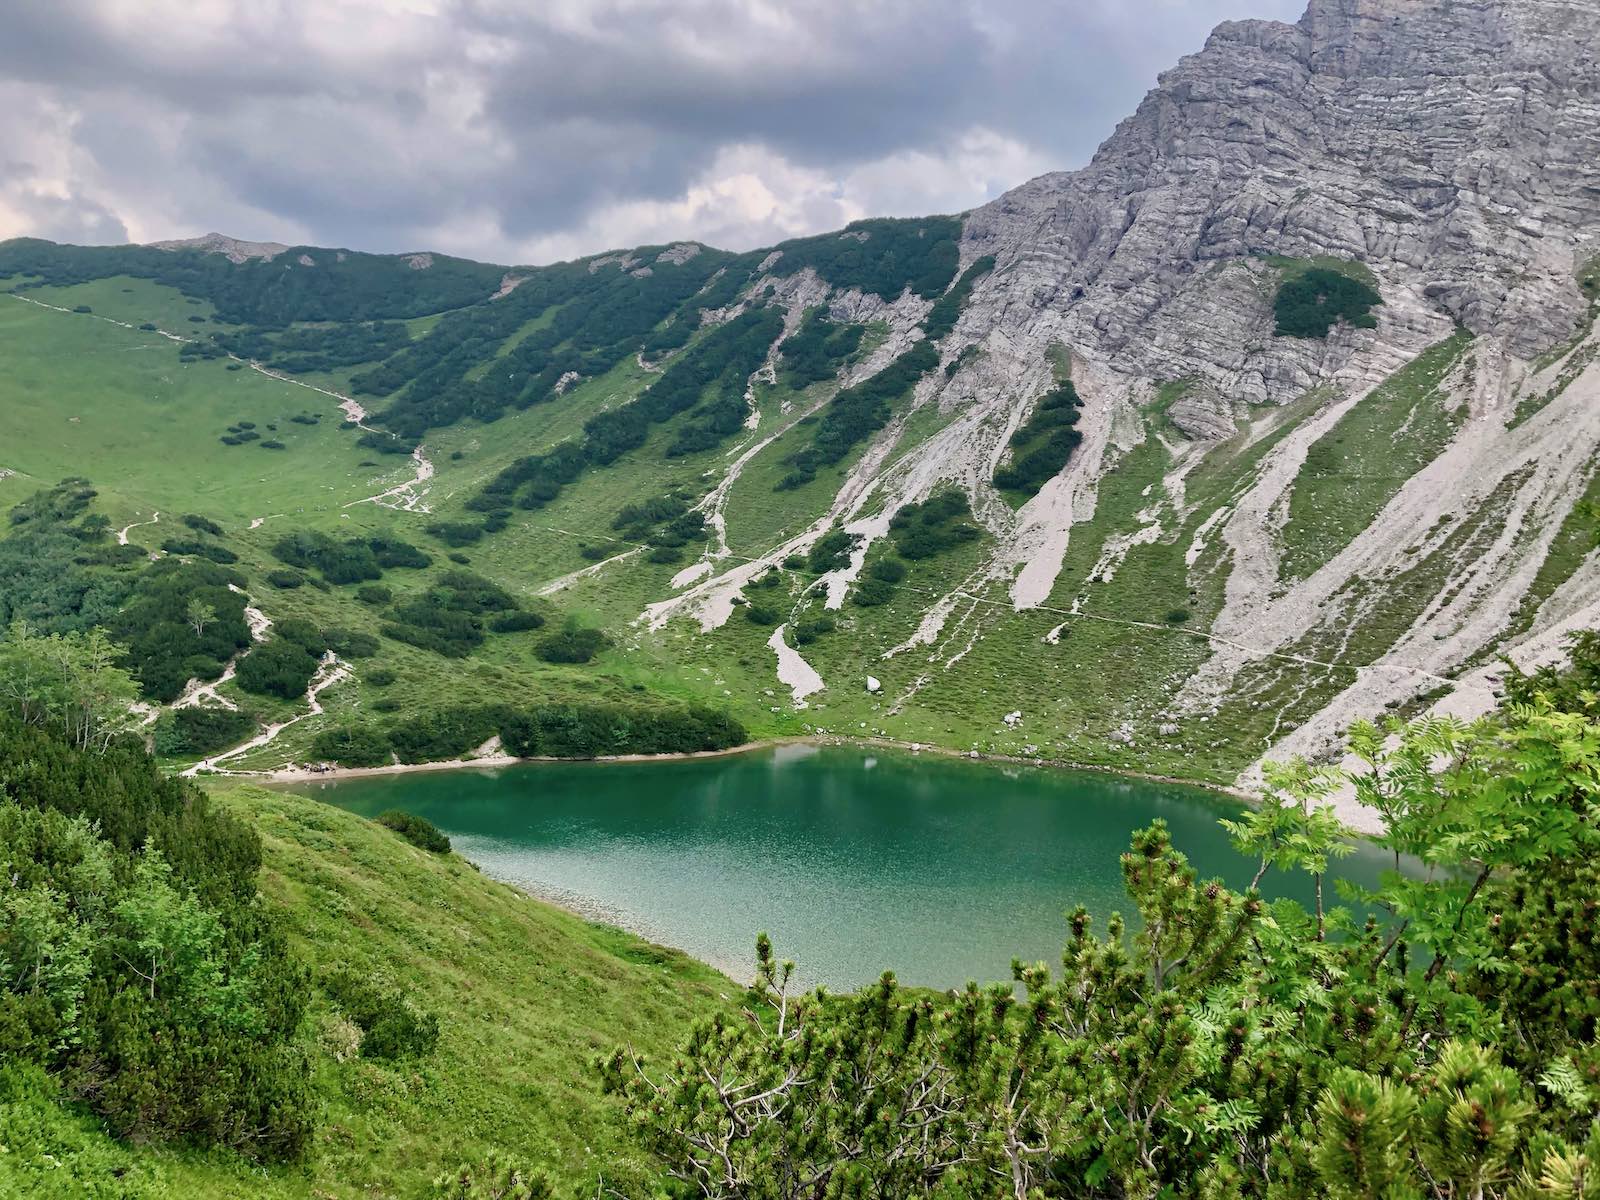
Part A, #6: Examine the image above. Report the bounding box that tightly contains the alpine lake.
[291,744,1400,989]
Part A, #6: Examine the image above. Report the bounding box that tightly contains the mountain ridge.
[3,0,1599,809]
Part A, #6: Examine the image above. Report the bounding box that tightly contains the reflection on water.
[292,746,1401,989]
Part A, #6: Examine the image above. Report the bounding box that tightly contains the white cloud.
[0,0,1304,261]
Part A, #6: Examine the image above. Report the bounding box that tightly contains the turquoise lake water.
[292,744,1397,989]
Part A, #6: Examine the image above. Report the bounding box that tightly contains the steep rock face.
[918,0,1600,799]
[633,0,1600,802]
[965,0,1600,372]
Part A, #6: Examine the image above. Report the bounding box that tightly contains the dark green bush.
[1273,267,1381,338]
[160,537,239,564]
[310,724,392,767]
[154,705,257,756]
[778,341,938,489]
[356,584,393,606]
[0,718,313,1159]
[365,667,397,687]
[266,568,305,588]
[807,529,856,573]
[889,490,982,560]
[500,701,745,759]
[322,968,439,1061]
[427,521,485,547]
[534,623,609,664]
[489,611,546,633]
[792,616,836,645]
[851,578,894,606]
[745,603,781,625]
[765,216,961,301]
[374,810,451,854]
[321,628,379,658]
[869,557,907,583]
[993,382,1084,497]
[385,706,508,764]
[781,307,865,387]
[236,636,321,699]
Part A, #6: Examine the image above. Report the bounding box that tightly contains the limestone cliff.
[655,0,1600,802]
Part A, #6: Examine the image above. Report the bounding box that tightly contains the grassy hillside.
[3,231,1589,795]
[0,783,730,1198]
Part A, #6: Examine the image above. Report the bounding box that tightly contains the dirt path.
[172,588,270,713]
[117,511,160,545]
[182,652,350,777]
[537,545,644,596]
[8,290,390,460]
[344,443,435,513]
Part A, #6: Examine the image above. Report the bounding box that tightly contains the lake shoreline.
[262,733,1252,804]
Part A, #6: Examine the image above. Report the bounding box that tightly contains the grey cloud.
[0,0,1306,262]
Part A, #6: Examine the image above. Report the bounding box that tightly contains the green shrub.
[323,628,380,658]
[365,667,397,687]
[432,1152,554,1199]
[807,529,856,573]
[889,491,981,559]
[427,521,485,547]
[181,513,224,536]
[993,382,1084,497]
[1273,266,1381,338]
[851,578,894,607]
[500,701,745,759]
[236,636,321,699]
[534,623,609,664]
[0,719,313,1159]
[160,536,239,564]
[322,968,439,1060]
[489,611,546,633]
[266,568,305,589]
[385,706,508,764]
[356,583,393,606]
[311,725,393,767]
[868,557,907,583]
[155,705,256,756]
[792,616,836,645]
[375,810,451,854]
[745,603,781,625]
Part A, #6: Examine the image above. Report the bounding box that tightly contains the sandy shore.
[254,734,1250,804]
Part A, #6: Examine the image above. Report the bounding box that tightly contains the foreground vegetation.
[604,682,1600,1197]
[5,589,1599,1197]
[0,748,730,1198]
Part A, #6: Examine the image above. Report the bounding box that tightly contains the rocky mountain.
[4,0,1598,805]
[662,0,1600,808]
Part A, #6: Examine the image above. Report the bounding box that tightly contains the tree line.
[311,699,746,767]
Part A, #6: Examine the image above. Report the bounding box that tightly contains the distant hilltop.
[147,231,289,263]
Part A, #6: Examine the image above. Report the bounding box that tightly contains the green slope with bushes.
[1,757,730,1198]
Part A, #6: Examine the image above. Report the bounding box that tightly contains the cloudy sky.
[0,0,1302,266]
